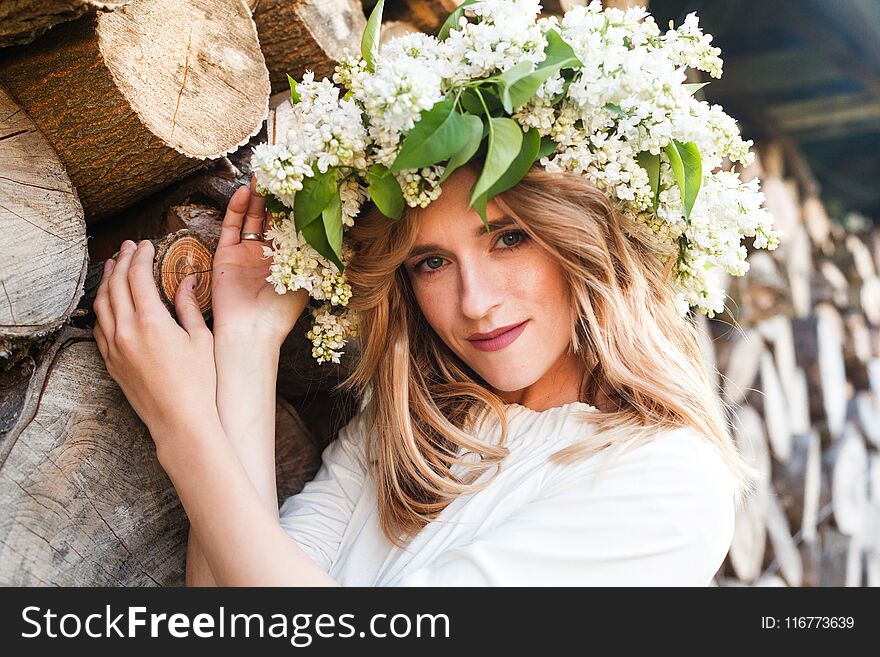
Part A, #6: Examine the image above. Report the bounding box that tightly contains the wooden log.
[0,327,324,585]
[855,390,880,449]
[0,1,130,49]
[766,490,803,587]
[728,406,771,583]
[830,424,869,537]
[87,155,249,263]
[720,327,765,405]
[792,306,849,439]
[759,351,792,461]
[0,85,88,357]
[773,430,821,541]
[0,0,269,221]
[381,0,463,33]
[381,20,422,43]
[818,525,854,587]
[249,0,366,96]
[802,195,833,252]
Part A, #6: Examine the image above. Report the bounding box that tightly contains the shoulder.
[550,426,737,580]
[318,402,373,472]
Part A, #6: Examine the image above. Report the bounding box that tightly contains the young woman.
[93,161,758,586]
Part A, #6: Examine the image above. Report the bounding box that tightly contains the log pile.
[1,0,877,587]
[703,140,880,587]
[0,0,360,586]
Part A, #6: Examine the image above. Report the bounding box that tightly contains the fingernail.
[121,240,135,251]
[104,260,114,272]
[137,239,148,249]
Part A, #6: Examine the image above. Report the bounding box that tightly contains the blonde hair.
[337,161,761,547]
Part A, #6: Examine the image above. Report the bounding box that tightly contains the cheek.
[408,274,450,331]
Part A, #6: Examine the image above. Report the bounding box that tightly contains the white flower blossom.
[250,0,781,363]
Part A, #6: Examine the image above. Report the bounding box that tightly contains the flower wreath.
[250,0,781,365]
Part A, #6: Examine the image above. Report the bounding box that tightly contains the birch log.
[0,85,88,357]
[0,0,269,221]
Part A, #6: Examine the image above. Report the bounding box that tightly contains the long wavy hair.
[337,160,762,547]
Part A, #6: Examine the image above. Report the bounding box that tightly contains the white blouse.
[278,399,737,586]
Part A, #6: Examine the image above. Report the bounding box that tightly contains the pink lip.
[467,321,528,352]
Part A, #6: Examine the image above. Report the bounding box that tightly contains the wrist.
[214,327,285,353]
[154,411,226,473]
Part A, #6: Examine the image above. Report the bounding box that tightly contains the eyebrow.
[406,217,517,261]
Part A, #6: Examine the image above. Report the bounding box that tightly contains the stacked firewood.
[2,0,874,587]
[701,141,880,586]
[0,0,372,586]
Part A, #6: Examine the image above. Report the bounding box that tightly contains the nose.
[458,255,502,321]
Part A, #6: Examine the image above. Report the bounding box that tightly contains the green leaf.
[438,113,484,184]
[469,116,522,207]
[664,140,702,220]
[390,96,471,172]
[536,135,557,161]
[683,82,709,95]
[497,29,582,113]
[366,164,405,220]
[301,188,344,272]
[471,192,489,231]
[485,126,540,198]
[361,0,385,71]
[287,74,300,104]
[293,166,337,232]
[461,85,503,116]
[541,28,582,70]
[636,151,661,211]
[604,102,626,117]
[437,0,479,41]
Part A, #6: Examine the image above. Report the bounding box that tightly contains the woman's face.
[402,166,584,410]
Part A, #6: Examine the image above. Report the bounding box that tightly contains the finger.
[94,258,116,341]
[108,241,137,323]
[93,320,108,359]
[129,240,164,314]
[174,273,208,336]
[242,174,267,236]
[218,184,252,248]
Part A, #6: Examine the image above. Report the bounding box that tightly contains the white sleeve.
[278,408,370,572]
[393,428,736,586]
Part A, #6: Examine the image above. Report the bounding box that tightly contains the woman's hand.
[211,176,309,348]
[92,239,219,448]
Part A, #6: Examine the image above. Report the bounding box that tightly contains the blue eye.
[410,230,529,277]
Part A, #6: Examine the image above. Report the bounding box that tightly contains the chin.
[471,364,540,393]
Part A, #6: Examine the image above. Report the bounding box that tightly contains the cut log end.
[0,86,87,345]
[97,0,270,159]
[150,230,214,316]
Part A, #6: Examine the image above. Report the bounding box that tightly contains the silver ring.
[241,232,264,241]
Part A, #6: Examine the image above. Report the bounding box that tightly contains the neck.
[495,349,586,412]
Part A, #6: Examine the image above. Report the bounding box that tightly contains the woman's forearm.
[185,335,283,586]
[186,527,217,586]
[213,335,282,513]
[158,413,338,586]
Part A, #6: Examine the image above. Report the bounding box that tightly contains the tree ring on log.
[150,230,214,317]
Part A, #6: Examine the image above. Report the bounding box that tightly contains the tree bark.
[250,0,366,95]
[0,1,130,49]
